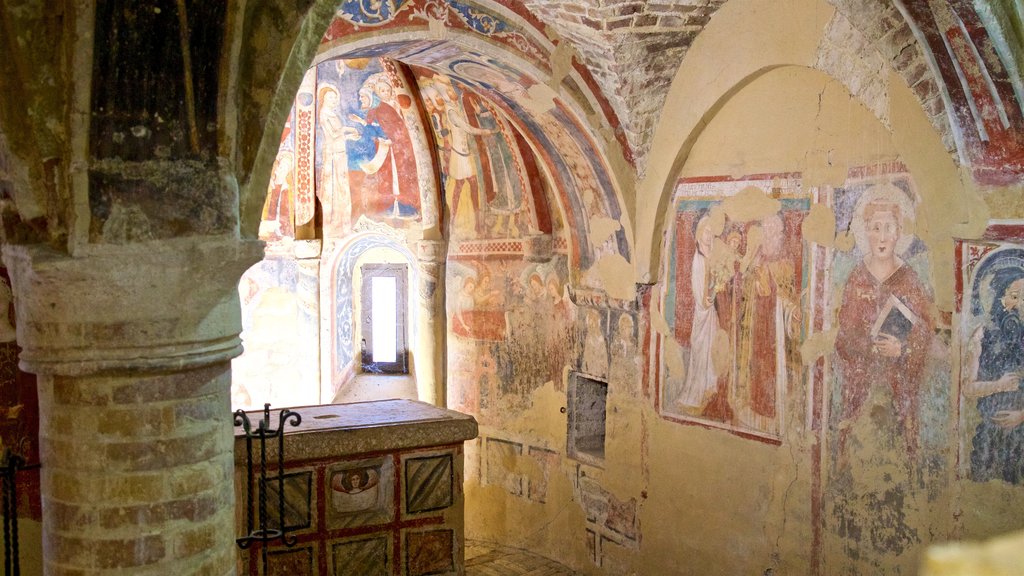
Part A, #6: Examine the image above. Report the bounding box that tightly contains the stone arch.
[634,0,981,290]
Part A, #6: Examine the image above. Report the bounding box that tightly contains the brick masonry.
[515,0,960,174]
[521,0,726,174]
[38,365,236,575]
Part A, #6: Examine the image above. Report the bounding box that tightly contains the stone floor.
[466,540,577,576]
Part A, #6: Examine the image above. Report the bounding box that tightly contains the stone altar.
[234,400,478,576]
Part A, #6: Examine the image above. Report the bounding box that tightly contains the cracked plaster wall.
[459,1,1022,574]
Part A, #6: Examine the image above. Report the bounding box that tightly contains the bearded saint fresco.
[962,246,1024,485]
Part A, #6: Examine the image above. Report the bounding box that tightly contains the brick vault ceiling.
[518,0,968,176]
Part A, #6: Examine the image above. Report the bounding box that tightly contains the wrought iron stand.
[234,404,302,574]
[0,449,38,576]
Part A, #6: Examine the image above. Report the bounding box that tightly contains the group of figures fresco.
[261,57,424,240]
[659,166,1024,570]
[316,58,422,232]
[662,180,808,440]
[260,55,556,244]
[446,258,573,414]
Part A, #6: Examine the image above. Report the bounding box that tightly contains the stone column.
[415,240,447,406]
[4,237,262,576]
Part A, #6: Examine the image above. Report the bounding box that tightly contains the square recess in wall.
[567,372,608,465]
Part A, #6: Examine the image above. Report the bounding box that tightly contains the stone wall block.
[167,461,225,499]
[92,536,166,569]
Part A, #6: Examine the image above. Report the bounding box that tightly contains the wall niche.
[567,372,608,465]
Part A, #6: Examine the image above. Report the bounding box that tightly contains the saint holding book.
[833,184,934,458]
[826,182,935,571]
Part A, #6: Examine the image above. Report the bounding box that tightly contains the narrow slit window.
[360,264,408,374]
[371,276,397,363]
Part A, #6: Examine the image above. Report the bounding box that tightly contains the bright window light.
[371,276,397,363]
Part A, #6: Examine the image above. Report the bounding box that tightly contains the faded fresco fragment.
[446,258,573,415]
[233,259,320,410]
[260,109,295,241]
[659,176,808,440]
[958,234,1024,485]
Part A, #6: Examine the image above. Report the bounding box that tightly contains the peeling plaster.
[428,17,449,40]
[799,326,838,365]
[650,296,673,337]
[590,253,635,301]
[588,217,621,245]
[522,83,557,116]
[801,202,837,247]
[888,69,985,311]
[721,186,782,222]
[546,39,577,92]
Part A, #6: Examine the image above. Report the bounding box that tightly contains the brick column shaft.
[4,238,263,575]
[39,366,234,575]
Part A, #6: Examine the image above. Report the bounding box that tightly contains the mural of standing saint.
[317,84,359,230]
[963,250,1024,484]
[833,183,933,458]
[826,181,935,572]
[736,213,800,433]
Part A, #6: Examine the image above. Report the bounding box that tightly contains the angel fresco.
[452,270,506,342]
[330,466,381,513]
[963,249,1024,484]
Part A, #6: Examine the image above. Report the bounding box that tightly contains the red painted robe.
[739,259,795,419]
[835,261,932,454]
[353,102,419,217]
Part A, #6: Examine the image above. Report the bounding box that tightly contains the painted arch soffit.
[313,37,634,281]
[318,0,633,167]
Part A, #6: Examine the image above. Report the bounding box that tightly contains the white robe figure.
[678,249,718,411]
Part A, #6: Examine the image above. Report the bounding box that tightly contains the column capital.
[416,239,447,264]
[3,236,264,376]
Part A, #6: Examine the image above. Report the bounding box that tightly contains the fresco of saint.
[962,249,1024,484]
[832,183,933,459]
